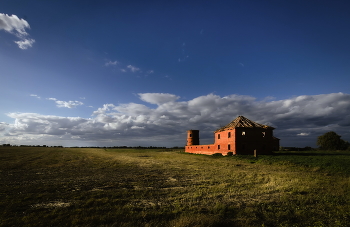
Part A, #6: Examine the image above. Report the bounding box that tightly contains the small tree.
[317,131,348,150]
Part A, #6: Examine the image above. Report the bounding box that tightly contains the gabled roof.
[214,115,274,132]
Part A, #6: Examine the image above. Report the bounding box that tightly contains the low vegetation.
[1,147,349,226]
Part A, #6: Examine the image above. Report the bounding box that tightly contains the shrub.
[212,153,223,157]
[317,131,349,150]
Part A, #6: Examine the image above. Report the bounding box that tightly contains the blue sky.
[1,0,350,147]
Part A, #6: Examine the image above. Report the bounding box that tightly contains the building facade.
[185,116,279,155]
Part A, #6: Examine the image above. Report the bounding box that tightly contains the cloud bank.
[0,13,35,49]
[1,92,350,147]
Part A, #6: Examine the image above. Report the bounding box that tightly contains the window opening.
[242,131,245,135]
[262,132,265,137]
[228,132,231,138]
[218,134,220,139]
[228,144,231,150]
[218,145,220,150]
[190,134,192,137]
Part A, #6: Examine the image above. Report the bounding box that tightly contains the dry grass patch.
[0,147,349,226]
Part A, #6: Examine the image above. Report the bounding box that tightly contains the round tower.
[187,130,199,146]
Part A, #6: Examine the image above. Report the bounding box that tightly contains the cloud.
[47,98,84,108]
[297,132,310,136]
[0,122,9,132]
[0,13,29,36]
[127,65,140,72]
[30,94,40,99]
[0,13,35,49]
[105,60,151,76]
[15,38,35,49]
[139,93,180,105]
[5,112,89,136]
[105,60,119,66]
[1,92,350,147]
[131,126,145,130]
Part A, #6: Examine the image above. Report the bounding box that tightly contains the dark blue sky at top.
[1,0,350,147]
[3,0,350,100]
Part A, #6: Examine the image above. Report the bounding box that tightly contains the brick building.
[185,116,279,155]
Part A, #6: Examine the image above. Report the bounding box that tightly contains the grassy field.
[0,147,349,227]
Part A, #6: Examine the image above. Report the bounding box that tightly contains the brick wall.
[185,128,276,155]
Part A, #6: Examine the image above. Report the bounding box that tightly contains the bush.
[212,153,223,157]
[317,131,349,150]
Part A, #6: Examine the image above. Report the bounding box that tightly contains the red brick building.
[185,116,279,155]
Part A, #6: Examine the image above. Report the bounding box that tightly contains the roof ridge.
[214,116,274,132]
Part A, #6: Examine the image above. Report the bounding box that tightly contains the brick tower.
[187,130,199,146]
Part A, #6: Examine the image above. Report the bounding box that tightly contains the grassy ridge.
[0,147,349,226]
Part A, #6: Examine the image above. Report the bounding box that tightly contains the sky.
[1,0,350,148]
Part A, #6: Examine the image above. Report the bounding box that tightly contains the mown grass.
[0,147,349,226]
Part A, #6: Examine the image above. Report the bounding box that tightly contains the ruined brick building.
[185,116,280,155]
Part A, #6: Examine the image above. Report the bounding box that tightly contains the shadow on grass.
[273,151,350,156]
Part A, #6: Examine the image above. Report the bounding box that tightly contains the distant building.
[185,116,280,155]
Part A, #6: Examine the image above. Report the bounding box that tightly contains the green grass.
[0,147,349,226]
[235,150,350,176]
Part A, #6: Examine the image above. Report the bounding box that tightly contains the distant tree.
[317,131,348,150]
[345,141,350,151]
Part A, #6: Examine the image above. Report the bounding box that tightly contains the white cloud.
[0,13,35,49]
[30,94,40,99]
[297,132,310,136]
[139,93,180,105]
[47,98,84,108]
[1,92,350,147]
[15,38,35,49]
[131,126,145,130]
[105,60,119,66]
[0,13,29,36]
[127,65,140,72]
[56,101,84,108]
[105,60,150,75]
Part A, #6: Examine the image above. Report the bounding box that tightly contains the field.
[1,147,349,226]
